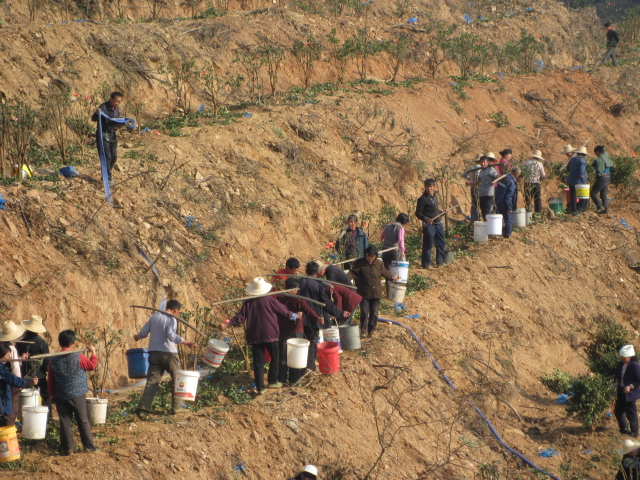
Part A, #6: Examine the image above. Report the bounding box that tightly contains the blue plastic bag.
[539,448,560,458]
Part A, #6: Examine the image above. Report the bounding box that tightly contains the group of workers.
[0,316,99,455]
[460,144,613,238]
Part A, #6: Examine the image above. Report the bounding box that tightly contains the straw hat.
[574,146,588,155]
[299,465,318,478]
[561,144,574,154]
[246,277,272,296]
[485,152,496,160]
[619,439,640,456]
[531,150,545,160]
[0,321,26,342]
[620,345,636,357]
[314,260,328,273]
[22,315,47,333]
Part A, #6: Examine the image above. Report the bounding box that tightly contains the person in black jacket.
[602,21,620,67]
[91,91,123,183]
[317,263,352,286]
[616,345,640,437]
[415,178,448,268]
[16,315,50,410]
[298,262,348,371]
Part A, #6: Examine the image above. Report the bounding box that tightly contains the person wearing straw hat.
[0,341,37,428]
[615,345,640,437]
[616,439,640,479]
[522,150,547,213]
[591,145,614,215]
[0,320,29,426]
[16,315,51,410]
[134,299,197,417]
[221,278,302,394]
[465,156,498,221]
[288,464,318,480]
[567,146,589,215]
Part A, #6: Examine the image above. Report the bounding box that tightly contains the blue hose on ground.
[378,317,561,480]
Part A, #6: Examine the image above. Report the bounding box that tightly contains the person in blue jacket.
[495,166,520,238]
[616,345,640,437]
[566,146,588,215]
[0,342,37,427]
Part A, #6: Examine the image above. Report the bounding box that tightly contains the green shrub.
[540,369,573,394]
[610,155,638,194]
[584,315,631,377]
[566,373,615,429]
[406,274,429,295]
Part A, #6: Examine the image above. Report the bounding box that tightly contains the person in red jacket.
[220,278,302,394]
[47,330,98,455]
[276,278,322,385]
[327,283,362,326]
[272,257,301,290]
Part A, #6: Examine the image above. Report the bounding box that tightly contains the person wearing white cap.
[615,345,640,437]
[616,438,640,479]
[522,151,546,213]
[465,155,498,221]
[16,315,51,409]
[566,146,589,215]
[221,278,302,394]
[288,464,318,480]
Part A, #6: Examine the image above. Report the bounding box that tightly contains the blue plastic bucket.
[59,166,78,178]
[126,348,149,379]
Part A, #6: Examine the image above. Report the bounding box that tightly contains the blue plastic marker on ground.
[539,448,560,458]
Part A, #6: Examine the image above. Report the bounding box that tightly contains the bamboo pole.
[208,288,297,306]
[130,305,206,337]
[6,348,91,362]
[261,274,357,290]
[331,246,399,266]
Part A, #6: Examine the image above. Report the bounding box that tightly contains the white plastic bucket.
[286,338,310,368]
[514,208,526,228]
[174,370,200,401]
[18,388,41,422]
[22,406,48,439]
[388,283,406,303]
[576,184,590,199]
[86,397,108,425]
[473,221,488,242]
[487,214,503,236]
[390,261,409,283]
[525,211,533,225]
[203,338,230,369]
[323,326,341,353]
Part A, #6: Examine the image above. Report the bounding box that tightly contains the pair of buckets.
[18,388,49,439]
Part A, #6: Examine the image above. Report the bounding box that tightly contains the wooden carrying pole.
[261,274,357,290]
[208,288,297,306]
[331,246,399,266]
[431,204,461,221]
[130,305,206,337]
[6,348,91,362]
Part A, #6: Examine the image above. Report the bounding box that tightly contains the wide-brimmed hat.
[314,260,328,273]
[246,277,272,296]
[298,465,318,478]
[22,315,47,333]
[574,146,588,155]
[0,321,26,342]
[531,150,545,160]
[620,345,636,357]
[619,439,640,455]
[561,144,574,154]
[485,152,496,160]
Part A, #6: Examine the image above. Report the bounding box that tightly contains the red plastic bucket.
[264,348,271,363]
[564,188,571,207]
[317,341,340,374]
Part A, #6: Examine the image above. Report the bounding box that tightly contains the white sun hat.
[300,465,318,477]
[485,152,496,160]
[619,439,640,456]
[0,321,26,342]
[531,150,545,160]
[22,314,47,333]
[246,277,273,296]
[620,345,636,357]
[561,144,574,154]
[574,146,588,155]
